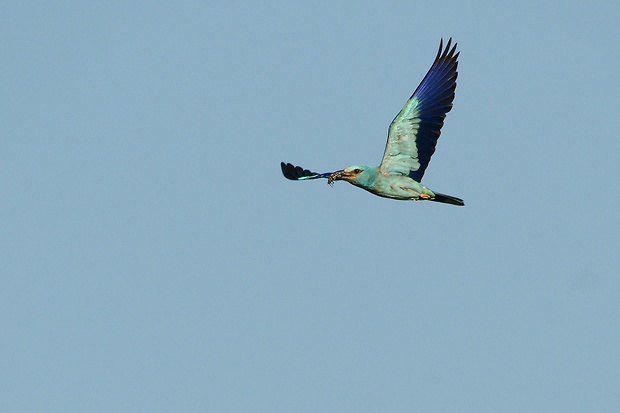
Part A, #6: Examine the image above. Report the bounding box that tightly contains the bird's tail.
[431,192,465,206]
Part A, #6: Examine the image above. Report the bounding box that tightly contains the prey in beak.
[327,170,344,186]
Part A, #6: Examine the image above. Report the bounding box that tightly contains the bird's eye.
[354,169,361,174]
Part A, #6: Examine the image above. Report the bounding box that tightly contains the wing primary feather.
[280,162,332,180]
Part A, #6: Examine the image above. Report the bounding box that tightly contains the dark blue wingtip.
[437,38,459,62]
[281,162,317,180]
[281,162,333,181]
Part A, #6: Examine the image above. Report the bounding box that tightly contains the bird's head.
[327,165,376,188]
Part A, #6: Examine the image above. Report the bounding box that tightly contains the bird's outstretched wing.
[281,162,333,181]
[379,38,459,182]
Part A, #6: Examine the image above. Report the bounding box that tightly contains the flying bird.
[281,38,464,206]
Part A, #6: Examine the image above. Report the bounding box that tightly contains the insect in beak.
[327,170,344,186]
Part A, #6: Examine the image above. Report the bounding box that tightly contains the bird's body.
[281,38,464,206]
[331,165,429,200]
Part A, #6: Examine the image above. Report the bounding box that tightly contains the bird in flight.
[281,38,464,206]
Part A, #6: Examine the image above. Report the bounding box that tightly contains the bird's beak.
[327,170,345,185]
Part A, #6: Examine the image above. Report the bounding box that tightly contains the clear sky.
[2,1,620,412]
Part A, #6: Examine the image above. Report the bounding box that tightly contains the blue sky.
[2,1,620,412]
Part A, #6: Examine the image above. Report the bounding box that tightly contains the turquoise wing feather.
[379,38,459,182]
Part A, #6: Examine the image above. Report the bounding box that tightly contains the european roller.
[281,38,464,206]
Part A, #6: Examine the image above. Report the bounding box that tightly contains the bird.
[281,38,464,206]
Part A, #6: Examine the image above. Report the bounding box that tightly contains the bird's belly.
[366,178,433,200]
